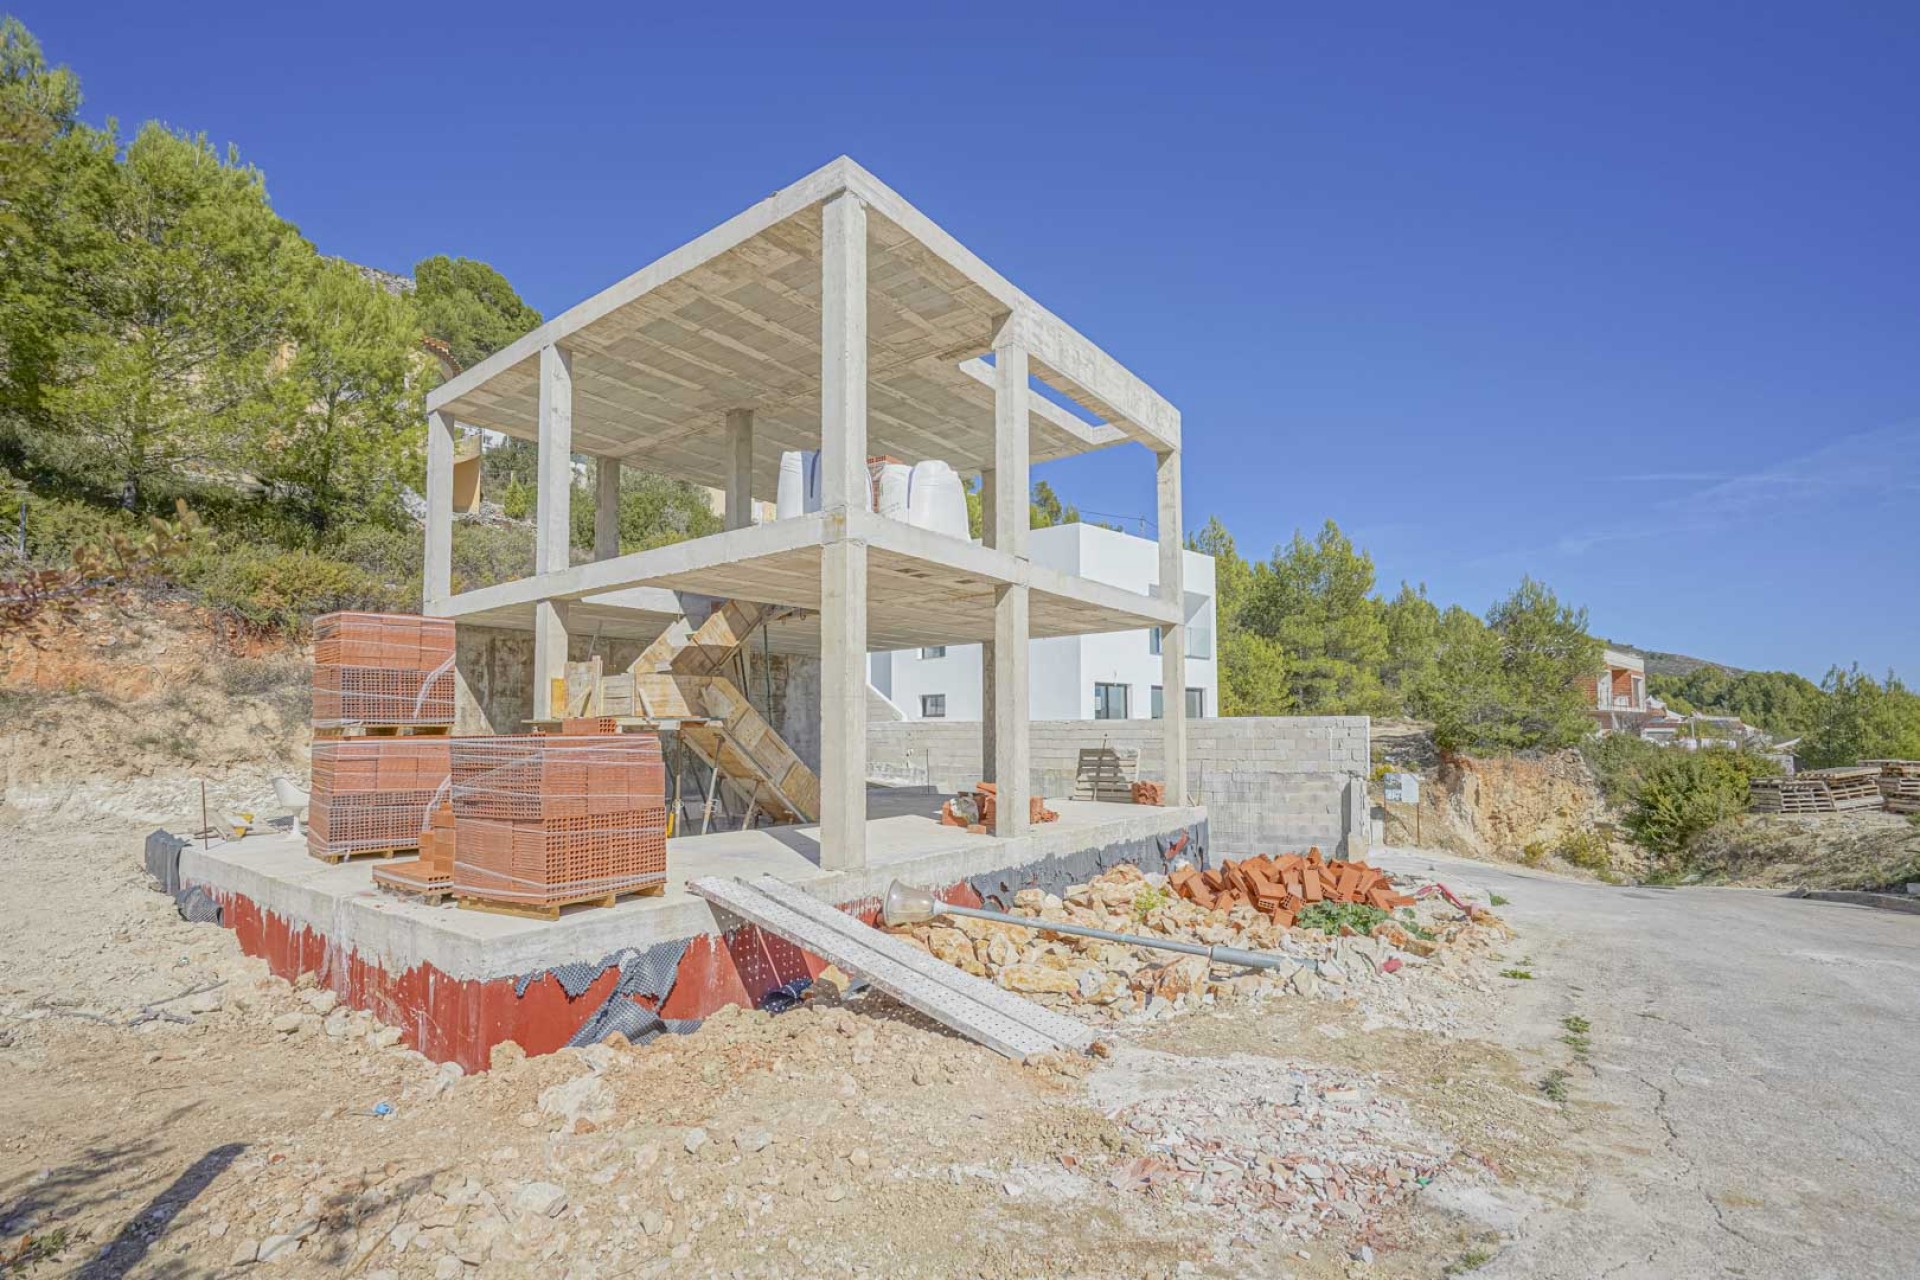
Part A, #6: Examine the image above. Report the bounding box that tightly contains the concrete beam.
[844,160,1180,449]
[424,410,454,606]
[725,408,755,530]
[1157,448,1187,803]
[594,455,622,560]
[429,510,1182,636]
[535,345,574,575]
[427,159,857,416]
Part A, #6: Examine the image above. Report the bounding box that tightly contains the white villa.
[870,522,1216,723]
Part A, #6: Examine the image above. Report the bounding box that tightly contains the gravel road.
[1373,846,1920,1280]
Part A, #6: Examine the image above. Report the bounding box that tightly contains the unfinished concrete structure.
[422,157,1192,865]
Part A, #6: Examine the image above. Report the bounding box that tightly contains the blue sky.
[24,1,1917,682]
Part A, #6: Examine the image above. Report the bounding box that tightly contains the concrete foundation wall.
[869,716,1370,858]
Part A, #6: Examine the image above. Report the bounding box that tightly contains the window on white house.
[1094,682,1130,720]
[921,694,946,718]
[920,646,946,659]
[1153,686,1207,718]
[1148,627,1162,655]
[1150,685,1163,718]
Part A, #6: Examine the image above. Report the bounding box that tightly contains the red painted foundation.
[212,877,984,1073]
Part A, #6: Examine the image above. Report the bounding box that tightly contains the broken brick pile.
[939,781,1059,832]
[1130,780,1165,806]
[1169,850,1414,928]
[371,798,456,897]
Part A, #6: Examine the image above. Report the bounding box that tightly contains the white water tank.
[906,460,969,541]
[776,449,879,519]
[775,449,814,521]
[873,462,912,521]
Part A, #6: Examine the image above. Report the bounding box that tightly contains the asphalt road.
[1373,847,1920,1280]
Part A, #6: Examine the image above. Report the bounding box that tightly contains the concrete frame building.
[421,157,1190,871]
[870,522,1217,723]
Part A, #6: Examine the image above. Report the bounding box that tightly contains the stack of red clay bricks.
[311,612,456,730]
[1169,849,1415,928]
[372,798,455,899]
[307,739,449,862]
[448,734,668,917]
[1131,779,1166,806]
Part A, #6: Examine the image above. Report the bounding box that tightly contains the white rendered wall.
[870,523,1215,722]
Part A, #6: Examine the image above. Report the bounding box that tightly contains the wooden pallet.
[454,881,666,921]
[313,724,452,740]
[309,843,420,864]
[371,858,454,904]
[1073,747,1139,802]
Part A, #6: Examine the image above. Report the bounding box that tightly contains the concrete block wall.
[868,716,1371,858]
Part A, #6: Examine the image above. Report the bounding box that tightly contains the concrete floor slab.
[180,789,1204,983]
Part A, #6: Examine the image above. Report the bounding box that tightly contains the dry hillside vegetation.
[0,594,309,822]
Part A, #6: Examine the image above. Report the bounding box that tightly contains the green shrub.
[1624,746,1780,860]
[1556,829,1614,874]
[13,493,142,567]
[1580,733,1666,804]
[183,545,407,633]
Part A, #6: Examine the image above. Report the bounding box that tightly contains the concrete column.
[424,410,454,607]
[818,191,868,869]
[819,539,867,867]
[979,640,995,783]
[978,467,996,781]
[533,599,571,721]
[725,408,755,530]
[819,193,868,516]
[978,466,996,548]
[991,343,1030,836]
[533,344,574,722]
[594,456,621,561]
[1157,447,1187,804]
[535,346,574,574]
[990,351,1028,558]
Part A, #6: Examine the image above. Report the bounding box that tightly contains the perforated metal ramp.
[688,875,1097,1060]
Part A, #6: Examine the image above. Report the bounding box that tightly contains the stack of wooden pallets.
[1749,767,1886,814]
[448,734,669,919]
[1866,760,1920,815]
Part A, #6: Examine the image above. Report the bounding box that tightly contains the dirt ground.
[0,795,1596,1280]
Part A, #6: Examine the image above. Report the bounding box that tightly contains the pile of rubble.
[1094,1049,1452,1242]
[938,781,1059,832]
[886,862,1510,1024]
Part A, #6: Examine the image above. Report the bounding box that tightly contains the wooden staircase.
[628,602,820,826]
